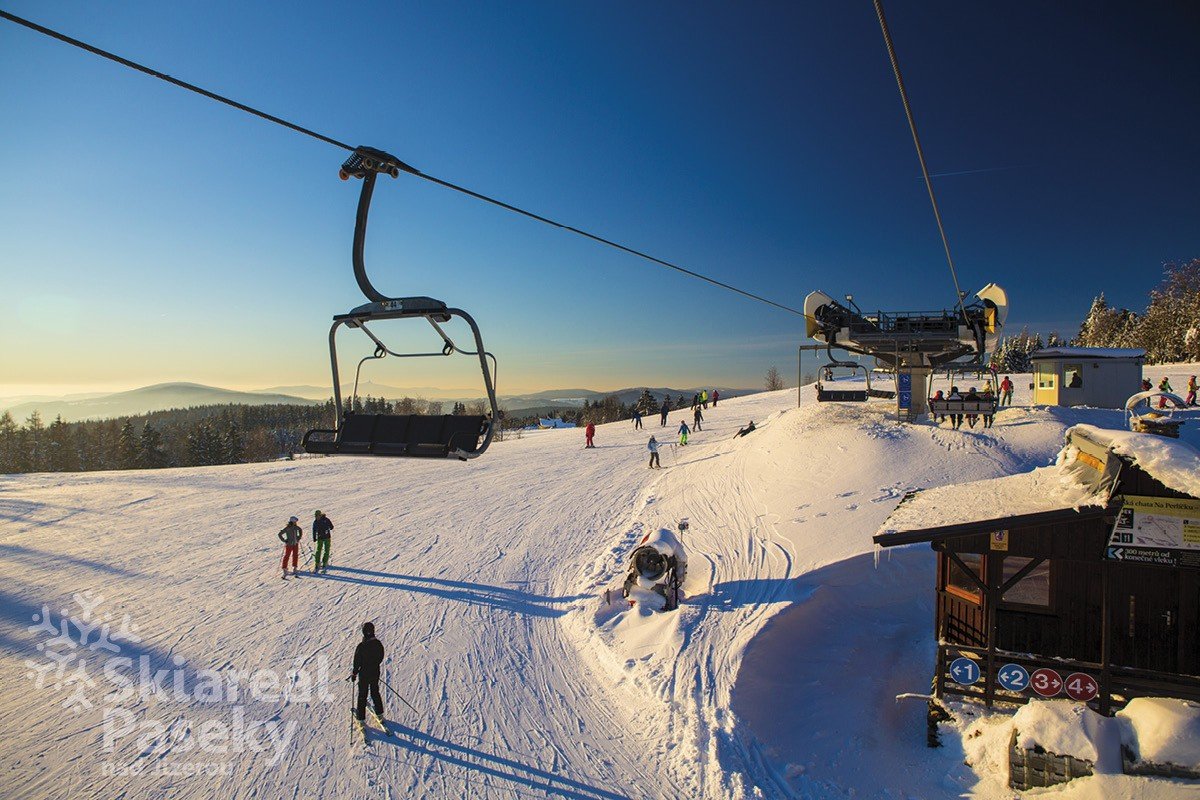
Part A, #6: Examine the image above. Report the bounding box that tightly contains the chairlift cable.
[871,0,969,323]
[0,9,807,319]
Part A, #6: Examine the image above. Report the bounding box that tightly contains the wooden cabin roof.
[874,425,1198,548]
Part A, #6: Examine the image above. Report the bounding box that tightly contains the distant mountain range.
[2,382,758,423]
[2,383,317,423]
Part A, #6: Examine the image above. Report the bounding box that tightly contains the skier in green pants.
[313,510,334,573]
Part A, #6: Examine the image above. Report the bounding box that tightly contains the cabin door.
[1110,565,1180,672]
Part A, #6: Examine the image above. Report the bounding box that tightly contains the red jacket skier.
[585,422,596,448]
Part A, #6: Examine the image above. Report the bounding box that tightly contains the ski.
[368,711,395,738]
[350,708,370,746]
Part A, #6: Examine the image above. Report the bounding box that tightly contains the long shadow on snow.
[316,568,588,618]
[0,497,90,528]
[0,586,176,674]
[0,542,139,577]
[702,577,796,610]
[381,721,632,800]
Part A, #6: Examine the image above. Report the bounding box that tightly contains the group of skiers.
[277,510,334,578]
[1142,376,1198,408]
[931,385,995,430]
[275,514,388,731]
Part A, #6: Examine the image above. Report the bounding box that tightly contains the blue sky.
[2,2,1197,396]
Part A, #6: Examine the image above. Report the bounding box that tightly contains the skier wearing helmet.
[278,516,303,578]
[350,622,386,724]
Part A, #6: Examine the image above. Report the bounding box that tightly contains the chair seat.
[302,413,487,458]
[817,389,869,403]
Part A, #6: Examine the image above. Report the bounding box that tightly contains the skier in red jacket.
[585,422,596,448]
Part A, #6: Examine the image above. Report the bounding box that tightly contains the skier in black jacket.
[350,622,385,723]
[312,510,333,573]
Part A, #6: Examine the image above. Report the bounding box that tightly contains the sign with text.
[1107,496,1200,569]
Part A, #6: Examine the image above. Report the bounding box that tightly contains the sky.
[1,1,1197,397]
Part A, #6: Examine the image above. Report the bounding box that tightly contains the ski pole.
[379,677,420,715]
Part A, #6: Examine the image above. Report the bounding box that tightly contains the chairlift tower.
[803,285,1008,418]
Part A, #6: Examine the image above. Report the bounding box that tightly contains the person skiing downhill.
[350,622,385,726]
[279,516,302,578]
[693,405,703,431]
[312,510,333,573]
[1187,375,1197,406]
[678,421,690,445]
[632,409,643,430]
[585,421,596,448]
[711,389,719,407]
[647,436,661,469]
[659,400,670,427]
[700,389,708,410]
[999,376,1013,406]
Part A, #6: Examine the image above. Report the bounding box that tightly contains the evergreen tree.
[187,421,224,466]
[224,421,245,464]
[139,423,168,469]
[47,415,78,472]
[25,411,47,472]
[117,420,140,470]
[635,389,657,415]
[0,412,19,473]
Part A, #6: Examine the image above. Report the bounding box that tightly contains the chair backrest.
[339,414,379,443]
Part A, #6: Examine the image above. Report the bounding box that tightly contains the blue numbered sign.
[997,663,1030,692]
[949,657,981,686]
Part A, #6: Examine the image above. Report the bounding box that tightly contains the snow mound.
[1068,424,1200,498]
[1013,700,1119,766]
[1118,697,1200,770]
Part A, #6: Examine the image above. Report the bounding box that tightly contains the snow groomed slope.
[3,372,1198,799]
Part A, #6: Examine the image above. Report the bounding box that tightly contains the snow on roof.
[1069,424,1200,498]
[1013,700,1118,764]
[1117,697,1200,770]
[874,462,1105,540]
[1030,346,1145,360]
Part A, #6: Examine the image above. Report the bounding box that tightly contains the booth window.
[1063,364,1083,389]
[945,552,984,603]
[1001,556,1051,609]
[1036,365,1056,389]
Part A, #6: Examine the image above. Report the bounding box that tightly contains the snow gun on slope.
[621,525,688,612]
[803,284,1008,369]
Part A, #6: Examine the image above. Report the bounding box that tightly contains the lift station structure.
[803,284,1009,418]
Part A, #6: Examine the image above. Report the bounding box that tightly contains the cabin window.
[945,552,984,603]
[1001,556,1051,608]
[1036,365,1056,390]
[1063,364,1083,389]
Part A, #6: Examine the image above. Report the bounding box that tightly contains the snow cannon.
[803,284,1009,369]
[621,527,688,612]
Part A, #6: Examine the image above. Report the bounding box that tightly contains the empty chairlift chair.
[302,147,499,460]
[815,350,871,402]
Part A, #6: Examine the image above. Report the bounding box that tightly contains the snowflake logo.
[24,591,142,714]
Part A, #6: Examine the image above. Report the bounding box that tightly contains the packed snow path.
[3,378,1194,799]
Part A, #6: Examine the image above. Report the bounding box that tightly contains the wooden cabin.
[874,425,1200,714]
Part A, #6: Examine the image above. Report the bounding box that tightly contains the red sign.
[1064,672,1099,702]
[1030,668,1063,697]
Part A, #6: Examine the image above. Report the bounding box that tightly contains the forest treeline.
[0,389,688,474]
[990,259,1199,372]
